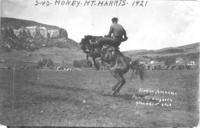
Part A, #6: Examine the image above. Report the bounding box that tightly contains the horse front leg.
[93,57,100,70]
[86,54,90,65]
[86,54,89,61]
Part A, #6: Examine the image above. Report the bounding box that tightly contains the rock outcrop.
[1,17,70,51]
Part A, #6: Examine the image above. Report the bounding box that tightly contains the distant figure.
[106,17,128,48]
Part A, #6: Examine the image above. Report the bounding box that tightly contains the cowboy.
[106,17,128,48]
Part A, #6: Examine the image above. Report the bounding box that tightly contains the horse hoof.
[111,91,118,96]
[112,87,116,91]
[111,91,115,96]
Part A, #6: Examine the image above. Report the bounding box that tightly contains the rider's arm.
[123,27,127,38]
[122,27,128,41]
[107,26,113,37]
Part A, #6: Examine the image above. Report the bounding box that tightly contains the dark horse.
[80,35,101,70]
[80,35,145,95]
[80,35,116,70]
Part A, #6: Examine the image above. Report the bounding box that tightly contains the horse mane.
[80,35,102,54]
[81,35,102,44]
[80,35,116,48]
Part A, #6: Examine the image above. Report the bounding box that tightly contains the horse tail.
[129,60,145,81]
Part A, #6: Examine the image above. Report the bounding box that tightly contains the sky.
[1,0,200,51]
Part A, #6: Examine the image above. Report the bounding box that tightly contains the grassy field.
[0,68,198,127]
[0,47,85,65]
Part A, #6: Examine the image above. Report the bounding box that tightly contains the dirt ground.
[0,68,198,127]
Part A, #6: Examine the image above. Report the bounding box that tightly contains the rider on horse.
[87,17,128,50]
[105,17,128,49]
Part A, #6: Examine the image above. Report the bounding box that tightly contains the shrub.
[37,58,54,69]
[46,59,54,69]
[73,60,81,68]
[73,59,92,68]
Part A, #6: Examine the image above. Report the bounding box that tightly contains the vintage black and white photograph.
[0,0,199,127]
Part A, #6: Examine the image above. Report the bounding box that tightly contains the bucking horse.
[80,35,145,95]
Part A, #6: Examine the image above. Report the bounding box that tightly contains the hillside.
[123,42,199,65]
[0,17,82,49]
[0,17,85,66]
[1,17,58,29]
[124,42,199,57]
[124,43,199,56]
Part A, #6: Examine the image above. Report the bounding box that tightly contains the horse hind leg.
[113,75,126,95]
[112,78,121,91]
[110,70,121,94]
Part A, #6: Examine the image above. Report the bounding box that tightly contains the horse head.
[80,35,103,57]
[80,35,92,53]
